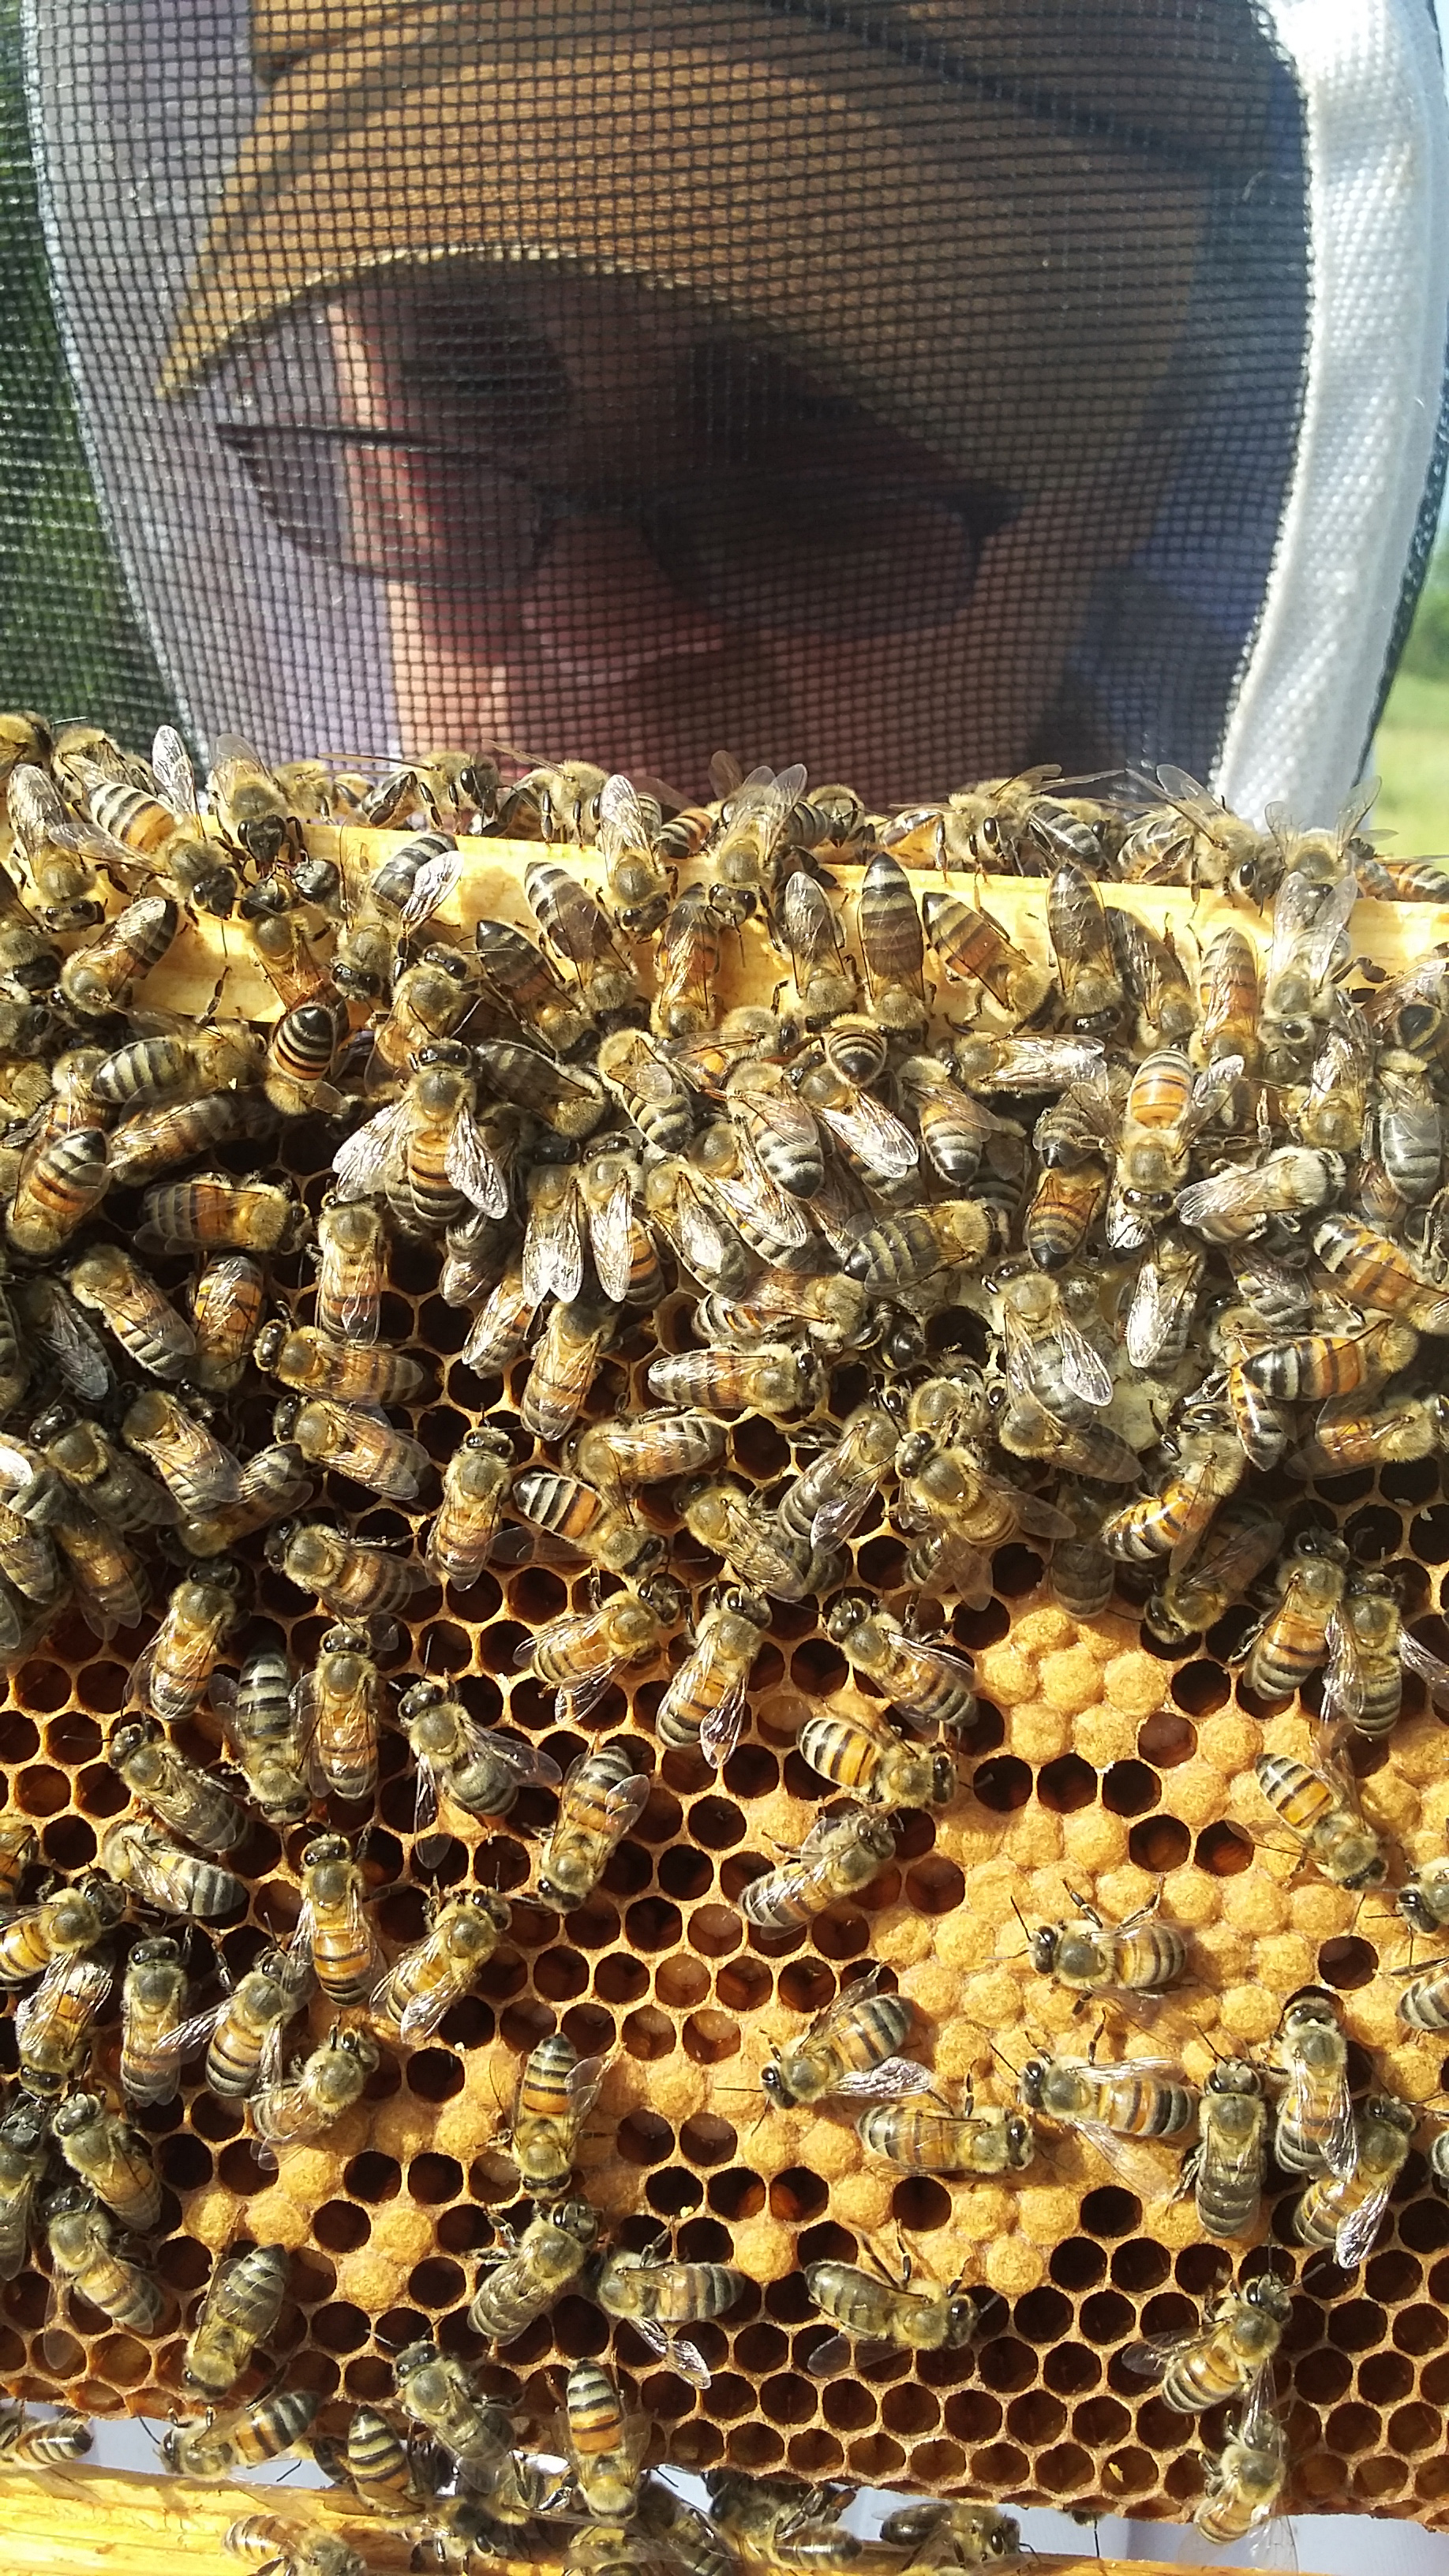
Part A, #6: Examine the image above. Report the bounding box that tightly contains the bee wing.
[445,1106,510,1220]
[1120,2330,1186,2383]
[1271,869,1357,990]
[400,846,463,930]
[481,1734,563,1791]
[811,1470,887,1552]
[906,1530,995,1612]
[17,1953,111,2050]
[698,1675,750,1773]
[152,726,198,822]
[1323,1607,1368,1728]
[803,2331,855,2379]
[1399,1626,1449,1708]
[832,2057,938,2101]
[676,1178,748,1282]
[784,870,846,972]
[152,2001,224,2060]
[1126,1240,1203,1369]
[332,1099,410,1200]
[413,1752,444,1836]
[588,1170,636,1305]
[25,1290,112,1405]
[291,1670,331,1799]
[1335,2177,1395,2272]
[624,2314,712,2388]
[710,1161,811,1253]
[1059,1317,1114,1409]
[395,1979,461,2046]
[523,1182,586,1305]
[814,1089,919,1181]
[604,1773,652,1834]
[597,773,652,867]
[1069,2120,1178,2200]
[1278,2049,1357,2184]
[1175,1164,1270,1236]
[42,2265,83,2372]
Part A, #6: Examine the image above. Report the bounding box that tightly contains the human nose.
[513,515,729,679]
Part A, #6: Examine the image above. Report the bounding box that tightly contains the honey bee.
[739,1807,896,1936]
[1255,1737,1387,1890]
[647,1344,825,1428]
[212,1634,307,1827]
[313,1196,388,1346]
[1239,1531,1349,1701]
[370,1889,511,2042]
[799,1701,956,1814]
[1312,1209,1449,1331]
[1394,1953,1449,2031]
[162,2389,320,2478]
[650,1584,769,1769]
[5,1127,110,1256]
[794,1024,919,1183]
[107,1091,279,1189]
[596,2239,743,2383]
[647,881,721,1041]
[0,2407,92,2469]
[675,1473,811,1601]
[208,733,294,864]
[922,892,1056,1025]
[341,2405,440,2510]
[593,1033,695,1166]
[252,2020,381,2150]
[0,1873,125,1986]
[51,2089,162,2230]
[0,1819,36,1910]
[500,2031,607,2202]
[423,1428,514,1593]
[577,1144,661,1306]
[49,1494,148,1640]
[254,1322,425,1409]
[1099,1048,1242,1253]
[90,1022,264,1114]
[511,1467,669,1580]
[223,2517,362,2576]
[272,1392,427,1504]
[118,1935,191,2107]
[0,2090,51,2280]
[293,1624,384,1804]
[6,762,119,932]
[1193,2368,1289,2551]
[995,1266,1114,1416]
[702,762,803,925]
[856,848,927,1044]
[460,1263,538,1373]
[107,1718,248,1855]
[399,1679,562,1833]
[702,2466,855,2569]
[43,2185,167,2354]
[238,879,331,1009]
[526,1583,679,1727]
[365,943,478,1088]
[804,2249,981,2376]
[1260,866,1361,1077]
[100,1818,245,1920]
[1176,1143,1347,1247]
[1046,859,1123,1033]
[695,1271,875,1355]
[474,913,596,1057]
[1125,2270,1294,2412]
[1144,1500,1284,1647]
[294,1837,376,2006]
[564,1415,721,1516]
[194,1947,306,2100]
[519,1298,616,1443]
[1017,2044,1196,2192]
[780,871,856,1030]
[893,1436,1073,1607]
[759,1966,926,2110]
[1268,1992,1356,2175]
[1293,2093,1416,2267]
[268,1519,429,1641]
[843,1197,994,1292]
[137,1170,310,1257]
[1026,1888,1187,2002]
[129,1563,242,1722]
[466,2196,601,2343]
[1100,1401,1244,1571]
[537,1743,652,1910]
[185,1255,265,1395]
[526,859,642,1024]
[591,771,671,935]
[639,1155,753,1294]
[894,1056,1009,1188]
[564,2360,648,2523]
[334,1042,508,1231]
[879,2503,1023,2573]
[1178,2060,1267,2242]
[859,2080,1035,2181]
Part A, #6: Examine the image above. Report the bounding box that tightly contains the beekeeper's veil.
[9,0,1449,816]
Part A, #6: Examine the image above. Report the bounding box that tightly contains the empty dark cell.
[668,2424,724,2470]
[1295,2347,1354,2405]
[1317,1934,1379,1990]
[799,2221,859,2268]
[1325,2401,1381,2456]
[500,1999,555,2057]
[1074,2394,1129,2448]
[314,2201,370,2254]
[343,2357,394,2403]
[856,1539,909,1592]
[1081,2188,1141,2241]
[594,1953,650,2005]
[1127,1814,1191,1873]
[617,2110,674,2166]
[761,2372,817,2427]
[73,1765,125,1822]
[1112,2239,1170,2294]
[1102,2448,1156,2497]
[1037,2443,1094,2496]
[890,2177,951,2234]
[634,1786,683,1847]
[407,2050,466,2102]
[1007,2390,1065,2446]
[723,1745,779,1800]
[977,2338,1036,2395]
[1044,2344,1100,2397]
[1050,2239,1106,2292]
[14,1766,69,1817]
[1398,2198,1449,2252]
[561,2003,616,2060]
[903,1856,964,1915]
[736,2323,788,2375]
[1195,1820,1254,1875]
[601,1841,654,1902]
[1101,1760,1159,1818]
[1328,2298,1388,2355]
[971,1755,1032,1812]
[770,2170,829,2225]
[44,1712,101,1765]
[409,2155,463,2206]
[189,2095,242,2145]
[822,2381,876,2432]
[716,1957,773,2012]
[410,2258,466,2310]
[622,2008,675,2061]
[1411,1505,1449,1563]
[1170,1660,1230,1717]
[944,2390,1003,2443]
[969,2441,1028,2488]
[680,2114,738,2168]
[953,1596,1010,1649]
[646,2169,702,2219]
[439,1996,494,2051]
[1346,1503,1404,1560]
[690,1797,746,1852]
[1358,2351,1415,2406]
[1014,2286,1073,2342]
[0,1718,39,1764]
[710,2170,766,2222]
[534,1946,590,2003]
[811,1906,873,1962]
[436,2206,492,2256]
[159,2135,213,2191]
[1037,1754,1097,1814]
[217,2140,272,2196]
[790,1637,848,1697]
[726,2424,784,2470]
[883,2383,942,2438]
[1079,2290,1134,2346]
[777,1958,837,2017]
[311,2302,369,2355]
[703,2372,754,2424]
[659,1847,713,1903]
[1365,2248,1421,2305]
[155,2237,211,2294]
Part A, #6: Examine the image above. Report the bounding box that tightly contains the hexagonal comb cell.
[0,830,1447,2544]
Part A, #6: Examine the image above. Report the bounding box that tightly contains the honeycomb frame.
[2,847,1448,2534]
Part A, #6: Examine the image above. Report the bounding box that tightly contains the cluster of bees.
[2,716,1449,2552]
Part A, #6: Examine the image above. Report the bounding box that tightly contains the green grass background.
[1371,545,1449,854]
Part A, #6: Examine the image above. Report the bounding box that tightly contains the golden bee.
[292,1625,384,1804]
[520,1298,617,1442]
[526,1582,679,1727]
[1293,2093,1417,2267]
[564,2360,649,2523]
[193,1946,306,2101]
[922,890,1056,1025]
[797,1702,955,1814]
[537,1743,652,1911]
[5,1127,110,1257]
[399,1679,562,1831]
[425,1428,515,1590]
[50,2090,162,2231]
[1254,1738,1387,1890]
[760,1967,925,2111]
[107,1718,247,1855]
[272,1391,427,1503]
[294,1836,376,2008]
[1178,2060,1267,2243]
[99,1819,245,1920]
[1100,1400,1243,1571]
[567,1407,724,1507]
[1193,2370,1289,2551]
[118,1935,191,2107]
[500,2031,607,2202]
[135,1170,309,1256]
[595,2239,743,2382]
[652,1583,771,1769]
[466,2197,601,2342]
[268,1518,429,1640]
[128,1563,242,1723]
[859,2081,1035,2180]
[43,2185,167,2353]
[162,2389,320,2478]
[1025,1888,1187,2002]
[188,1255,266,1393]
[739,1807,897,1937]
[254,1321,425,1407]
[0,1873,125,1986]
[313,1196,389,1346]
[252,2021,381,2150]
[370,1888,511,2043]
[1125,2270,1293,2413]
[1017,2043,1196,2192]
[804,2250,981,2376]
[66,1244,196,1381]
[391,2338,513,2471]
[1312,1208,1449,1330]
[0,2407,92,2469]
[511,1466,669,1580]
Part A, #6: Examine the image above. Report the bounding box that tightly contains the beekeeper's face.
[232,265,1170,803]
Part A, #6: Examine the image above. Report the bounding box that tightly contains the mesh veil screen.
[2,0,1309,802]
